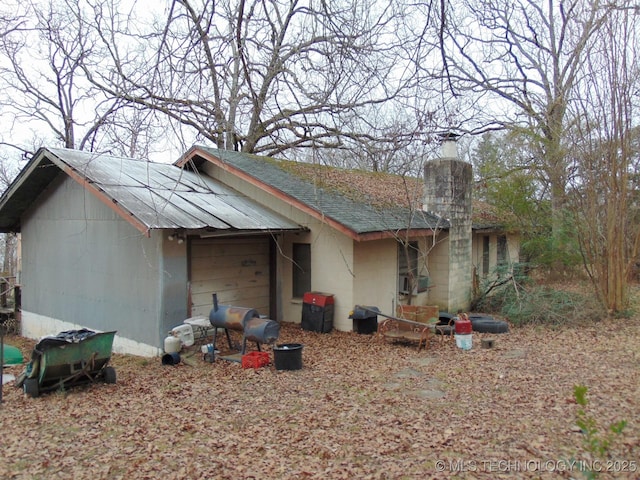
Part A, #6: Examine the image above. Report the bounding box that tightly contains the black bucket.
[273,343,303,371]
[162,352,181,365]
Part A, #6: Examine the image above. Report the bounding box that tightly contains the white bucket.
[164,335,182,354]
[171,324,195,347]
[455,333,472,350]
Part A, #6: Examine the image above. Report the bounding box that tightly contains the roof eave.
[354,228,438,242]
[0,148,58,233]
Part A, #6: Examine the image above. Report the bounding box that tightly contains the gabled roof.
[0,147,304,236]
[179,146,447,241]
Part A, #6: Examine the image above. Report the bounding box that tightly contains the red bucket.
[455,314,472,335]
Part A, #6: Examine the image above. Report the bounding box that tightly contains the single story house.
[0,139,518,356]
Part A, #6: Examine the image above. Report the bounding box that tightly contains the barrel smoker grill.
[208,294,280,356]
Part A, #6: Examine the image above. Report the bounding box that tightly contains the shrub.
[472,263,605,325]
[572,385,629,479]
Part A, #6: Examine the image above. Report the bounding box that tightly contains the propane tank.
[164,334,182,354]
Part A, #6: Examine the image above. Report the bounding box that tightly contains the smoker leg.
[211,328,235,351]
[224,328,233,349]
[211,328,218,351]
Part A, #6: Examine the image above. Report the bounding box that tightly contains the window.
[497,235,507,266]
[292,243,311,298]
[482,236,490,275]
[398,241,428,294]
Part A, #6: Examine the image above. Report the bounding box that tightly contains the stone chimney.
[423,133,473,312]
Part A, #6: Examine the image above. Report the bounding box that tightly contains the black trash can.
[349,305,380,334]
[273,343,303,370]
[301,292,334,333]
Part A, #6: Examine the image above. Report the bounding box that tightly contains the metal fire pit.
[208,294,280,360]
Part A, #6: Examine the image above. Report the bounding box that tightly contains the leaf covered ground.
[1,311,639,479]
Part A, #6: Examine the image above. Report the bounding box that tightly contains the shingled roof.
[181,145,510,235]
[181,146,505,241]
[270,159,506,228]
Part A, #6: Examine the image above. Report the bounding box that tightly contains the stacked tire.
[468,314,509,333]
[436,312,509,334]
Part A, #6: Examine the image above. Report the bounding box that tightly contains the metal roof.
[0,147,304,236]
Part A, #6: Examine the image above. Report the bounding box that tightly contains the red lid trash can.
[301,292,334,333]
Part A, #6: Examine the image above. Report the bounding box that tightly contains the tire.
[470,318,509,334]
[434,325,455,336]
[103,366,117,384]
[438,312,455,326]
[23,378,39,398]
[468,314,494,322]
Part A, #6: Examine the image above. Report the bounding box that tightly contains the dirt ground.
[1,310,639,479]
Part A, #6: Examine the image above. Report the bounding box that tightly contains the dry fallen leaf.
[0,292,639,479]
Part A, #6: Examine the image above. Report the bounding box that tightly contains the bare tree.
[0,152,19,275]
[0,0,167,159]
[1,0,447,168]
[424,0,615,260]
[567,5,640,313]
[81,0,434,162]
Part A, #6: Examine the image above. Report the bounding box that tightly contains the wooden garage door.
[189,237,271,318]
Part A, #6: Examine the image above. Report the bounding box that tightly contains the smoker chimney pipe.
[212,293,219,312]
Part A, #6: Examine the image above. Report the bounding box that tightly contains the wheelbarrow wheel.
[103,366,117,384]
[23,378,39,398]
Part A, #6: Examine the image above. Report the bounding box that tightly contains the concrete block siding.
[423,142,473,313]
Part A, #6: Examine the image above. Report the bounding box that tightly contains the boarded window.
[292,243,311,298]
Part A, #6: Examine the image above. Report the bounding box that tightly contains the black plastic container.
[349,305,380,334]
[273,343,303,370]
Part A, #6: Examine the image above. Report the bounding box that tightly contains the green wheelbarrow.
[16,329,117,398]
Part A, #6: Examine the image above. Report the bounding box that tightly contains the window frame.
[292,243,311,298]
